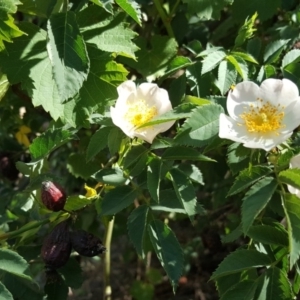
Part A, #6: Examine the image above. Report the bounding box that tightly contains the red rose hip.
[41,181,66,212]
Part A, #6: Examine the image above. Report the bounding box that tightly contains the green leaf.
[130,281,154,300]
[178,164,204,185]
[46,12,89,102]
[91,0,114,14]
[220,280,257,300]
[232,0,280,22]
[77,6,138,59]
[92,167,126,185]
[115,0,142,25]
[123,145,149,169]
[138,103,194,129]
[59,258,83,289]
[108,127,126,155]
[216,272,243,296]
[2,274,42,300]
[86,126,112,161]
[0,72,9,101]
[201,50,226,75]
[231,51,258,64]
[147,158,162,202]
[174,104,224,147]
[283,63,300,89]
[17,0,57,18]
[0,249,33,281]
[148,219,183,290]
[62,46,127,127]
[67,153,101,179]
[0,22,64,121]
[282,49,300,68]
[279,169,300,190]
[242,177,277,234]
[211,249,272,280]
[228,166,273,196]
[0,0,21,14]
[284,194,300,267]
[216,60,237,95]
[0,281,13,300]
[127,205,150,259]
[29,128,74,159]
[183,0,231,20]
[162,56,193,79]
[247,38,262,61]
[121,35,178,78]
[183,95,211,106]
[264,40,289,64]
[64,195,93,211]
[151,189,205,215]
[44,274,68,300]
[247,224,288,247]
[227,55,248,79]
[101,185,138,215]
[227,143,252,175]
[169,168,198,221]
[255,267,293,300]
[162,146,215,162]
[0,13,25,52]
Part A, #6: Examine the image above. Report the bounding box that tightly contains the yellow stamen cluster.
[240,98,285,134]
[125,99,158,127]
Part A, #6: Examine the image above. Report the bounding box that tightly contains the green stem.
[170,0,181,17]
[103,217,115,300]
[0,218,50,241]
[152,0,175,38]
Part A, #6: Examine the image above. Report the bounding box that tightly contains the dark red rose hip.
[71,230,106,257]
[41,221,72,269]
[41,181,66,212]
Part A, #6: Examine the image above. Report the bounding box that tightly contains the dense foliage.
[1,0,300,299]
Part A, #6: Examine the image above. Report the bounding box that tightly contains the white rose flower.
[219,78,300,151]
[288,154,300,198]
[110,80,175,143]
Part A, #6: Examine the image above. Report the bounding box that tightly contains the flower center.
[125,99,158,127]
[240,99,285,134]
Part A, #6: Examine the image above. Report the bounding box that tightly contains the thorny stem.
[152,0,175,37]
[103,216,115,300]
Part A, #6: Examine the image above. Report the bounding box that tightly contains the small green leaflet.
[138,103,194,129]
[0,282,13,300]
[101,185,138,215]
[220,280,257,300]
[77,5,138,59]
[241,177,277,234]
[115,0,142,25]
[174,104,224,147]
[211,249,272,280]
[228,165,273,196]
[0,249,34,281]
[169,168,198,222]
[284,194,300,267]
[279,169,300,190]
[162,146,215,162]
[29,128,74,159]
[147,158,162,202]
[255,267,293,300]
[201,50,227,75]
[47,12,90,102]
[86,126,112,161]
[127,205,150,259]
[148,220,183,291]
